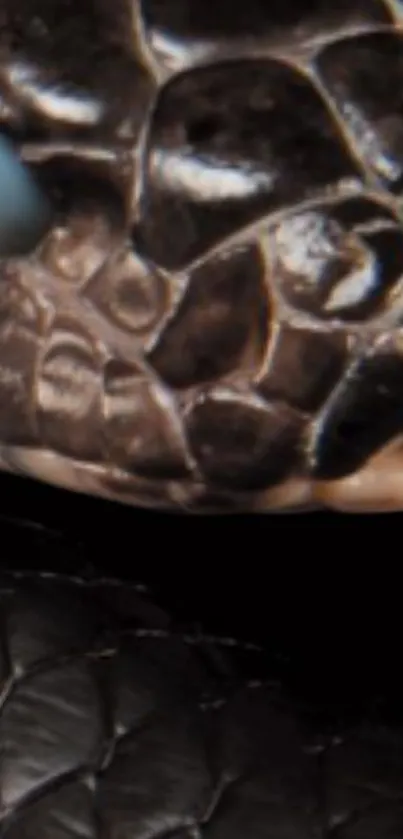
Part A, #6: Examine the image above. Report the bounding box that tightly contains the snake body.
[0,0,403,512]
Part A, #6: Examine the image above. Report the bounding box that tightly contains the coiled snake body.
[0,0,403,513]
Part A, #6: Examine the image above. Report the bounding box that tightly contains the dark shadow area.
[0,469,400,707]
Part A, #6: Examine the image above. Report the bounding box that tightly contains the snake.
[1,0,403,514]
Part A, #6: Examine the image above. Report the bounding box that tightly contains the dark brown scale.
[185,389,305,492]
[147,243,270,388]
[257,325,349,413]
[143,0,390,64]
[317,32,403,192]
[313,334,403,479]
[0,0,402,512]
[103,360,190,480]
[137,58,363,269]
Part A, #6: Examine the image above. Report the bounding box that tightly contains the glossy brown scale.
[257,325,349,412]
[0,0,155,143]
[137,58,362,270]
[317,32,403,192]
[312,334,403,479]
[147,243,270,388]
[0,274,46,445]
[37,315,104,461]
[86,248,169,337]
[143,0,389,69]
[268,198,403,322]
[0,0,403,512]
[185,389,305,492]
[102,360,190,480]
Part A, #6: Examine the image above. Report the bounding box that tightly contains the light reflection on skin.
[325,261,377,312]
[151,149,274,201]
[5,62,103,125]
[341,100,402,183]
[275,210,379,312]
[276,212,334,280]
[151,30,209,70]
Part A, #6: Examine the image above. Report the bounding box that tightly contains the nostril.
[0,134,52,256]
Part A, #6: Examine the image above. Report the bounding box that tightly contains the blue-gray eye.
[0,134,52,256]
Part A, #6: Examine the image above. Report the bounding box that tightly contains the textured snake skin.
[1,560,402,839]
[2,1,403,511]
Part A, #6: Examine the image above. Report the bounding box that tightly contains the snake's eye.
[0,134,52,256]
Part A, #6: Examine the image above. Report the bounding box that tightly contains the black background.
[0,469,400,712]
